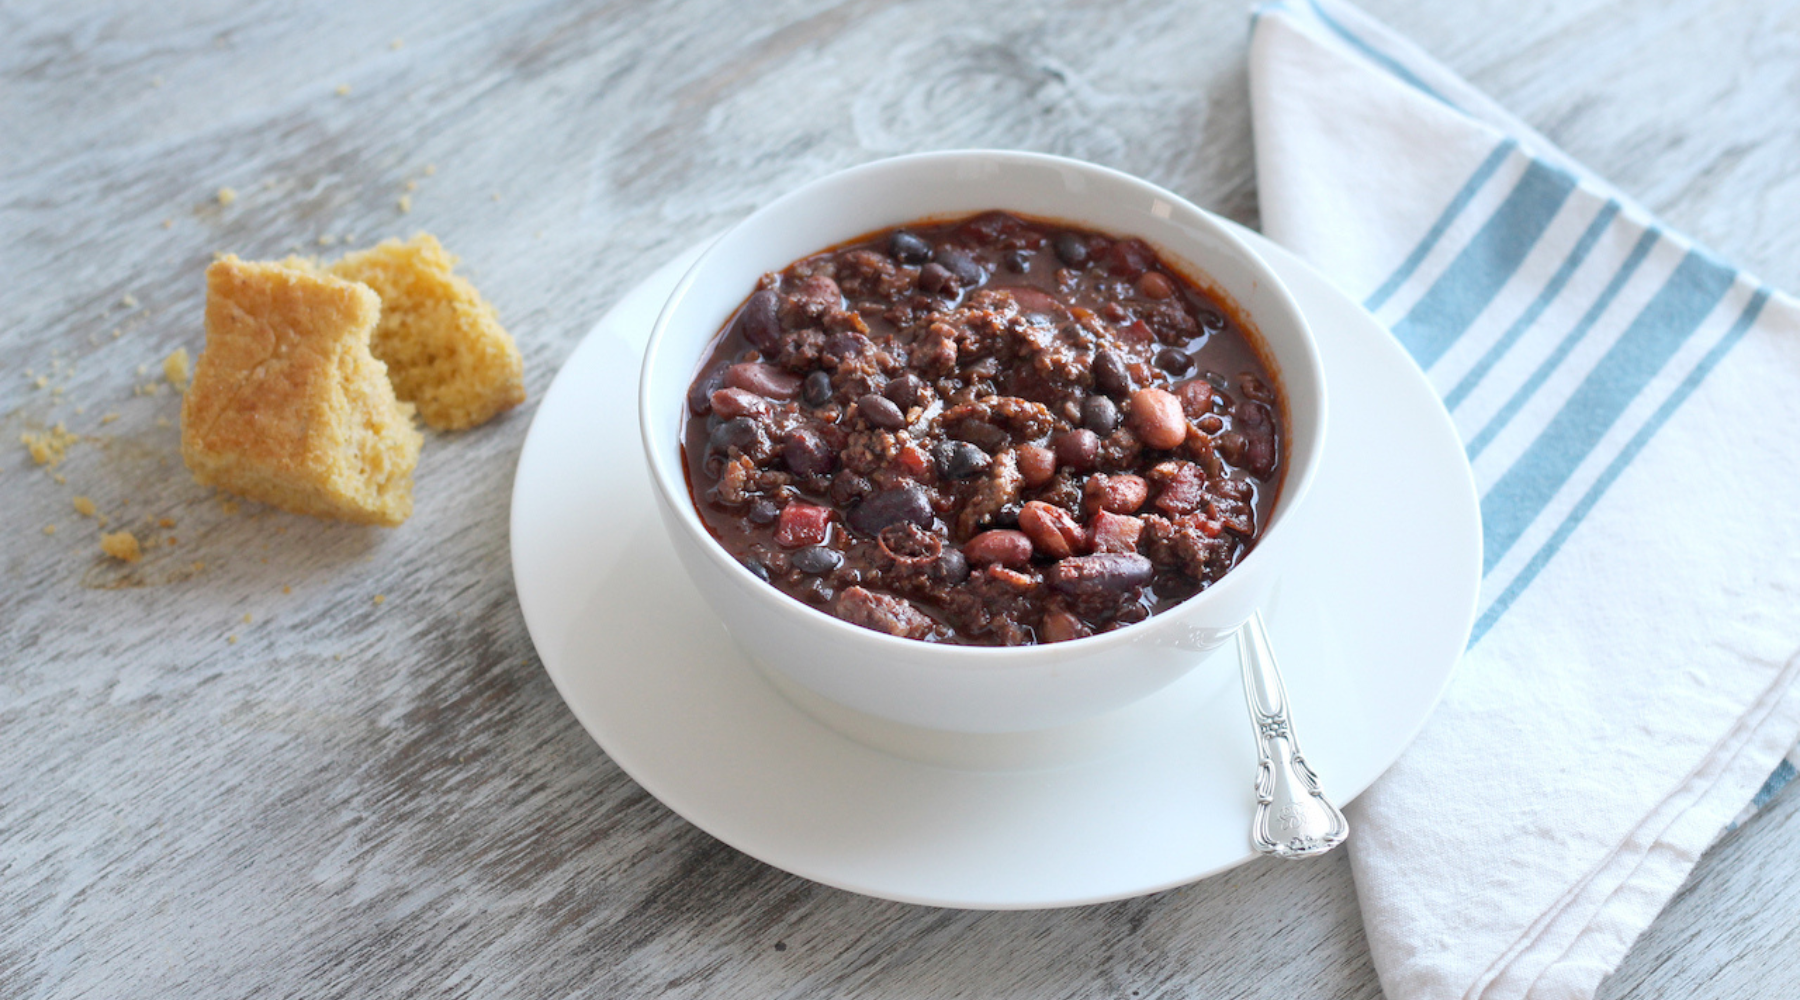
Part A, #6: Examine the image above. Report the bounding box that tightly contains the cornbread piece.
[326,235,524,430]
[100,530,142,563]
[181,257,422,526]
[21,424,79,466]
[163,348,190,391]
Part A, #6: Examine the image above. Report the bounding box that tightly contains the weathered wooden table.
[5,1,1796,996]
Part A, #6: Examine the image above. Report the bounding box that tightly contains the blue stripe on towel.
[1472,285,1769,642]
[1446,200,1621,411]
[1752,758,1798,810]
[1479,251,1742,574]
[1305,0,1460,109]
[1465,226,1661,461]
[1365,140,1519,313]
[1391,159,1579,369]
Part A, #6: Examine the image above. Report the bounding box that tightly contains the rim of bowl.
[639,149,1326,667]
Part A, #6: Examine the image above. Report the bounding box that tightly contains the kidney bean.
[1019,501,1084,559]
[888,230,931,264]
[1154,348,1193,376]
[1246,435,1277,479]
[1048,553,1154,596]
[1052,232,1090,268]
[1016,444,1056,487]
[1173,379,1213,417]
[687,365,727,416]
[725,362,801,400]
[1216,429,1248,467]
[1128,388,1187,450]
[1137,272,1174,299]
[964,529,1033,568]
[1081,395,1120,435]
[857,393,907,430]
[847,483,933,537]
[782,428,838,477]
[1197,414,1223,435]
[918,262,953,295]
[731,289,781,352]
[1053,429,1100,472]
[792,545,843,575]
[1039,609,1089,644]
[1085,473,1149,515]
[709,387,769,420]
[802,369,833,407]
[1094,348,1132,399]
[1238,372,1275,403]
[1233,399,1271,430]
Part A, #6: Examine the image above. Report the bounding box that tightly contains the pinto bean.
[1084,473,1149,515]
[1019,501,1084,559]
[964,529,1033,568]
[1128,388,1187,450]
[1016,444,1056,487]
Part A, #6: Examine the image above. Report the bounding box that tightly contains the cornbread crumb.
[317,235,337,247]
[282,585,292,595]
[101,413,120,424]
[21,424,79,466]
[101,530,142,562]
[243,612,253,624]
[325,235,526,429]
[33,375,48,390]
[397,194,411,213]
[162,219,173,229]
[390,38,404,50]
[404,179,418,192]
[158,517,176,529]
[181,257,422,526]
[122,293,139,308]
[227,635,238,644]
[72,496,97,517]
[191,560,205,572]
[163,347,190,391]
[424,164,436,176]
[217,187,237,207]
[372,594,385,605]
[43,524,56,536]
[220,498,241,516]
[335,83,351,96]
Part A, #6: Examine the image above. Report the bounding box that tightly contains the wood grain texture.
[1,1,1794,996]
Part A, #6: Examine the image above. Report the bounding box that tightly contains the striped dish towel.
[1249,2,1800,998]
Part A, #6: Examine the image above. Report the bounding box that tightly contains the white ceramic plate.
[510,225,1481,909]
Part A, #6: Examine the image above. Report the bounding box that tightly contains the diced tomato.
[774,503,832,548]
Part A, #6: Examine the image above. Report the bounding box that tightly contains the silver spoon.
[1238,609,1349,858]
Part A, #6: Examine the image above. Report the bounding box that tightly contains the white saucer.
[509,225,1481,910]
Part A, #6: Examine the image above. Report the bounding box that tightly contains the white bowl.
[639,150,1326,733]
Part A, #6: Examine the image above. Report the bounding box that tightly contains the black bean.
[847,483,934,538]
[1081,395,1120,435]
[884,373,927,410]
[731,289,782,352]
[1003,249,1031,273]
[791,545,844,575]
[829,471,872,506]
[742,558,772,582]
[857,393,907,430]
[802,369,833,407]
[1048,554,1155,596]
[918,262,953,295]
[888,230,932,264]
[938,546,970,584]
[747,498,780,525]
[708,417,768,457]
[1053,232,1090,268]
[933,247,984,288]
[1154,348,1194,376]
[687,365,726,416]
[782,428,838,477]
[939,441,992,480]
[1094,348,1132,399]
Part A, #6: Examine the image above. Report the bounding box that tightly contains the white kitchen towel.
[1248,2,1800,998]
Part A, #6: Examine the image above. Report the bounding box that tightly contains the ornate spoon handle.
[1238,610,1349,858]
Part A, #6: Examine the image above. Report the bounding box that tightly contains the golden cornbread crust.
[327,235,525,430]
[181,257,423,526]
